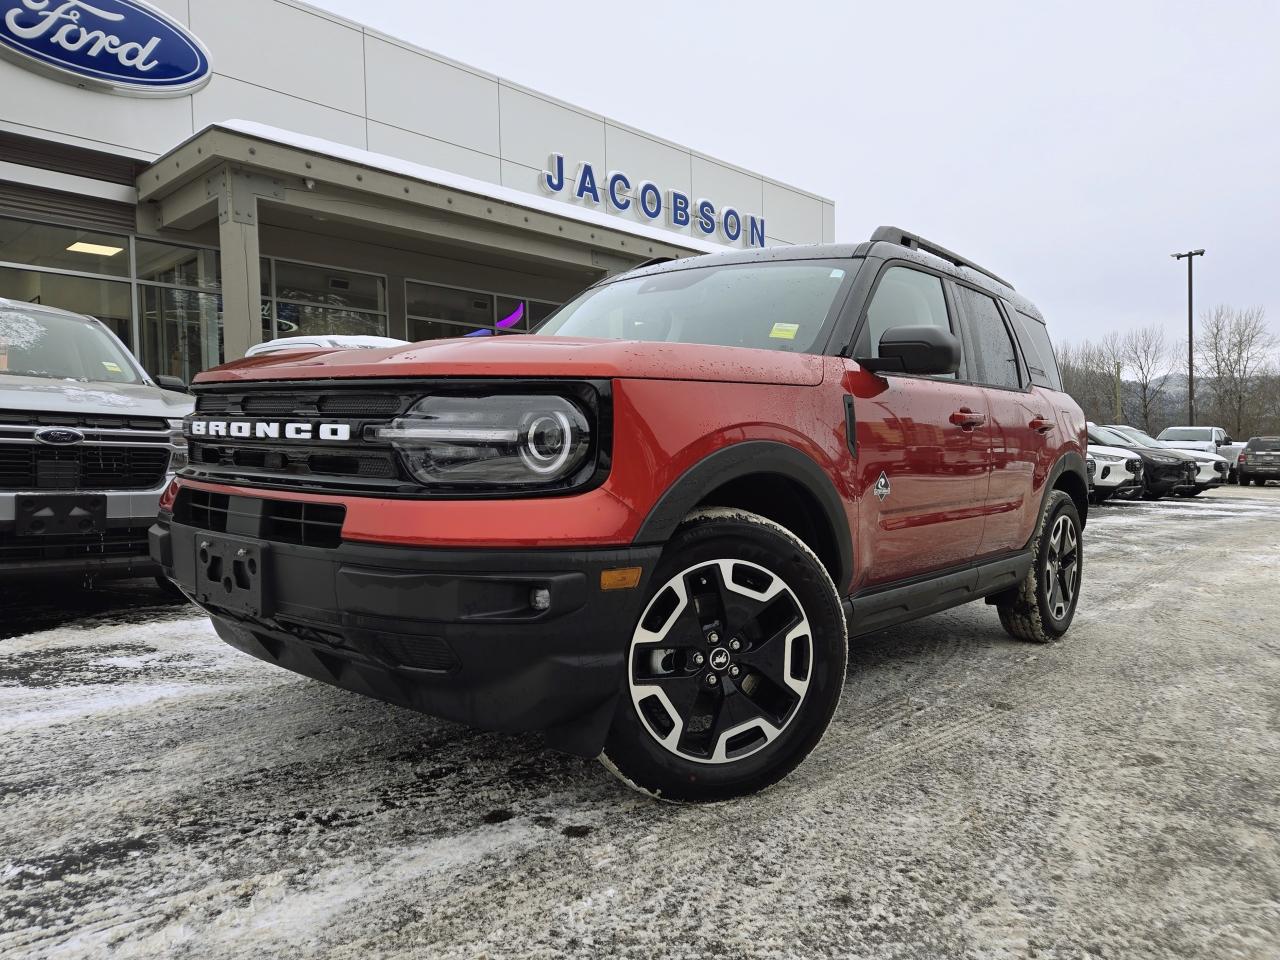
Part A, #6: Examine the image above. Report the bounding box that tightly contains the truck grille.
[188,386,418,494]
[0,447,171,490]
[174,488,346,549]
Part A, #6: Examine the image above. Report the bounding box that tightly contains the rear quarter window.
[1011,310,1062,391]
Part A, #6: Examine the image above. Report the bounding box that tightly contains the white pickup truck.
[1156,426,1246,481]
[0,299,193,581]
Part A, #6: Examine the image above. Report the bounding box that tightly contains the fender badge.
[873,471,891,502]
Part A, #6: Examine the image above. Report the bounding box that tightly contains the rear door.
[843,263,992,587]
[952,284,1047,558]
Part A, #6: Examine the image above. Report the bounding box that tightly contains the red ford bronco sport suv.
[152,227,1087,801]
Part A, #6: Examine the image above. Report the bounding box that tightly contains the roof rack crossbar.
[870,226,1015,290]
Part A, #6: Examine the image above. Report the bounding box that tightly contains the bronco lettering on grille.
[188,420,352,441]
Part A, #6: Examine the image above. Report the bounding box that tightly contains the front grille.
[191,442,399,481]
[0,447,170,490]
[174,488,346,549]
[189,386,417,494]
[196,391,409,418]
[0,409,169,431]
[0,528,151,564]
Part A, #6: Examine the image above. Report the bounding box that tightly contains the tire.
[995,490,1082,644]
[1178,488,1203,497]
[600,508,847,802]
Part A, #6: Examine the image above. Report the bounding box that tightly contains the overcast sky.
[310,0,1278,348]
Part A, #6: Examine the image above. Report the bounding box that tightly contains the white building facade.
[0,0,834,381]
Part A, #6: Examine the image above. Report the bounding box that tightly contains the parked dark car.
[1087,424,1198,499]
[1238,437,1280,486]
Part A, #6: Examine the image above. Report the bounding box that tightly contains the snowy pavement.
[2,488,1279,959]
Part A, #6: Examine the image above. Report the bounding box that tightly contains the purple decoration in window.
[464,328,494,337]
[496,302,525,330]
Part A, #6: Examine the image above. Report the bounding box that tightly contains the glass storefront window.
[406,280,559,342]
[407,317,489,341]
[135,239,221,289]
[0,216,130,277]
[0,267,132,347]
[528,301,559,327]
[275,302,387,338]
[139,286,223,384]
[274,260,385,313]
[407,282,493,327]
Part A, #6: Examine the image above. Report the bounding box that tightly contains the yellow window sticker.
[769,322,800,340]
[102,361,123,373]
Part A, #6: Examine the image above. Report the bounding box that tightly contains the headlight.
[1092,452,1125,463]
[371,393,595,489]
[1151,454,1178,464]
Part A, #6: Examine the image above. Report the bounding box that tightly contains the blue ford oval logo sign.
[35,427,85,445]
[0,1,211,97]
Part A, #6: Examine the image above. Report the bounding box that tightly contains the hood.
[195,335,826,388]
[1159,440,1217,455]
[0,375,194,420]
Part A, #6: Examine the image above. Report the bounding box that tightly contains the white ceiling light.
[66,241,124,257]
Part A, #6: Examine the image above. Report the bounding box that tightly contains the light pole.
[1171,248,1205,425]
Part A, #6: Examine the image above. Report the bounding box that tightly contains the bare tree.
[1196,306,1277,437]
[1058,335,1126,424]
[1122,325,1174,432]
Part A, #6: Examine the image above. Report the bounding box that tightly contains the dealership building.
[0,0,834,382]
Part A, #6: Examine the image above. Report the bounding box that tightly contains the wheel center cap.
[709,647,731,671]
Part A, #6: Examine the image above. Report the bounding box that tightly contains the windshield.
[1160,428,1212,441]
[1091,425,1138,447]
[0,306,143,385]
[535,260,856,354]
[1110,425,1160,446]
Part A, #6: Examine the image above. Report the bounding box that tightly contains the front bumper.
[151,513,661,757]
[1093,459,1142,492]
[1193,461,1229,489]
[0,487,165,579]
[1146,461,1199,495]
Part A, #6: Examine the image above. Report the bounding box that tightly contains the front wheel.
[995,490,1082,644]
[600,508,847,802]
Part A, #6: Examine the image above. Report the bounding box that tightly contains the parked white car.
[1087,444,1144,502]
[245,335,409,357]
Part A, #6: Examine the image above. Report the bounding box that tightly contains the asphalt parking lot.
[2,487,1278,960]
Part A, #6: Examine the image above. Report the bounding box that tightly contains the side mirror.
[1222,437,1233,446]
[857,325,962,376]
[155,375,188,393]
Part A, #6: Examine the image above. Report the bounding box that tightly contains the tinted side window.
[1012,310,1063,391]
[956,286,1020,389]
[862,266,954,375]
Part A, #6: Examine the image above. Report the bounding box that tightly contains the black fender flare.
[632,440,854,591]
[1034,450,1089,539]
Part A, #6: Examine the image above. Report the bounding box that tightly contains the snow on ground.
[2,488,1279,959]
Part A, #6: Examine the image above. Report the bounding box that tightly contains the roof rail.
[631,256,680,271]
[870,226,1015,290]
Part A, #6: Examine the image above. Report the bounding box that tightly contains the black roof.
[605,227,1045,323]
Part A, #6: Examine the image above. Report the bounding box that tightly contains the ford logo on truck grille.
[35,427,85,445]
[0,0,212,97]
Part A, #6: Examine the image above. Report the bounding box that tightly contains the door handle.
[949,408,987,430]
[1029,416,1056,434]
